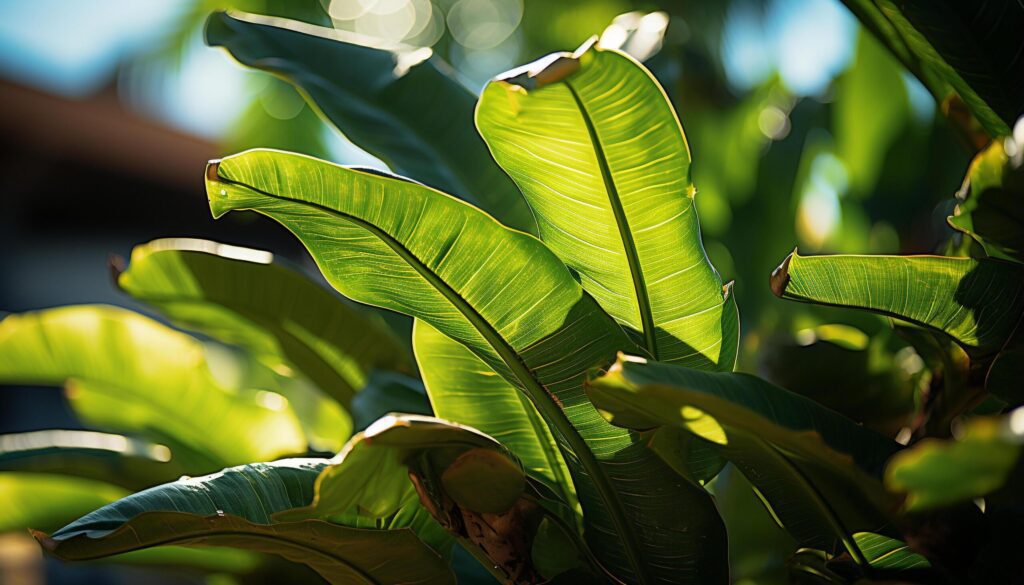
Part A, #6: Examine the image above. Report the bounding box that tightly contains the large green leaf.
[770,251,1024,357]
[412,319,578,519]
[0,430,182,491]
[587,355,903,562]
[0,305,338,470]
[840,0,1024,135]
[117,237,411,406]
[886,406,1024,511]
[949,126,1024,263]
[207,149,728,584]
[204,10,533,232]
[35,458,454,584]
[477,44,739,371]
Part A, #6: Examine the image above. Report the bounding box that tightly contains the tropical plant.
[2,2,1024,584]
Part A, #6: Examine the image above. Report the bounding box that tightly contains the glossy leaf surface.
[478,45,738,370]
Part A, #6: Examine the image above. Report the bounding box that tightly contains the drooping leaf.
[204,10,533,232]
[207,149,728,584]
[886,407,1024,511]
[840,0,1024,135]
[0,305,332,470]
[295,414,586,583]
[117,237,410,406]
[0,430,182,491]
[349,370,432,431]
[587,355,903,558]
[412,319,578,518]
[948,124,1024,263]
[36,458,454,584]
[477,43,739,371]
[770,251,1024,357]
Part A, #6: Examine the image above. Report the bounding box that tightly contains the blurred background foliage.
[0,0,988,583]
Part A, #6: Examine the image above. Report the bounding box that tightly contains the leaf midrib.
[214,174,651,583]
[563,79,658,358]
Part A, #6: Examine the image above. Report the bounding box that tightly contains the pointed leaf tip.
[107,254,126,287]
[770,251,795,298]
[30,529,57,552]
[206,160,221,183]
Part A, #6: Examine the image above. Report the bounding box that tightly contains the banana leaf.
[0,305,345,470]
[587,355,904,562]
[771,251,1024,357]
[35,458,454,584]
[117,237,411,406]
[840,0,1024,135]
[477,43,739,370]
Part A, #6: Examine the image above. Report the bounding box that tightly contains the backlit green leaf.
[117,237,411,406]
[948,127,1024,263]
[886,407,1024,511]
[771,251,1024,356]
[0,305,339,470]
[478,44,739,370]
[412,319,578,518]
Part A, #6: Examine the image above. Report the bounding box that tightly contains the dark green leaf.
[587,355,903,559]
[37,458,454,584]
[840,0,1024,135]
[350,370,432,431]
[205,10,533,231]
[948,126,1024,263]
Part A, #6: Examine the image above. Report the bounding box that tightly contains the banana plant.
[7,5,1017,585]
